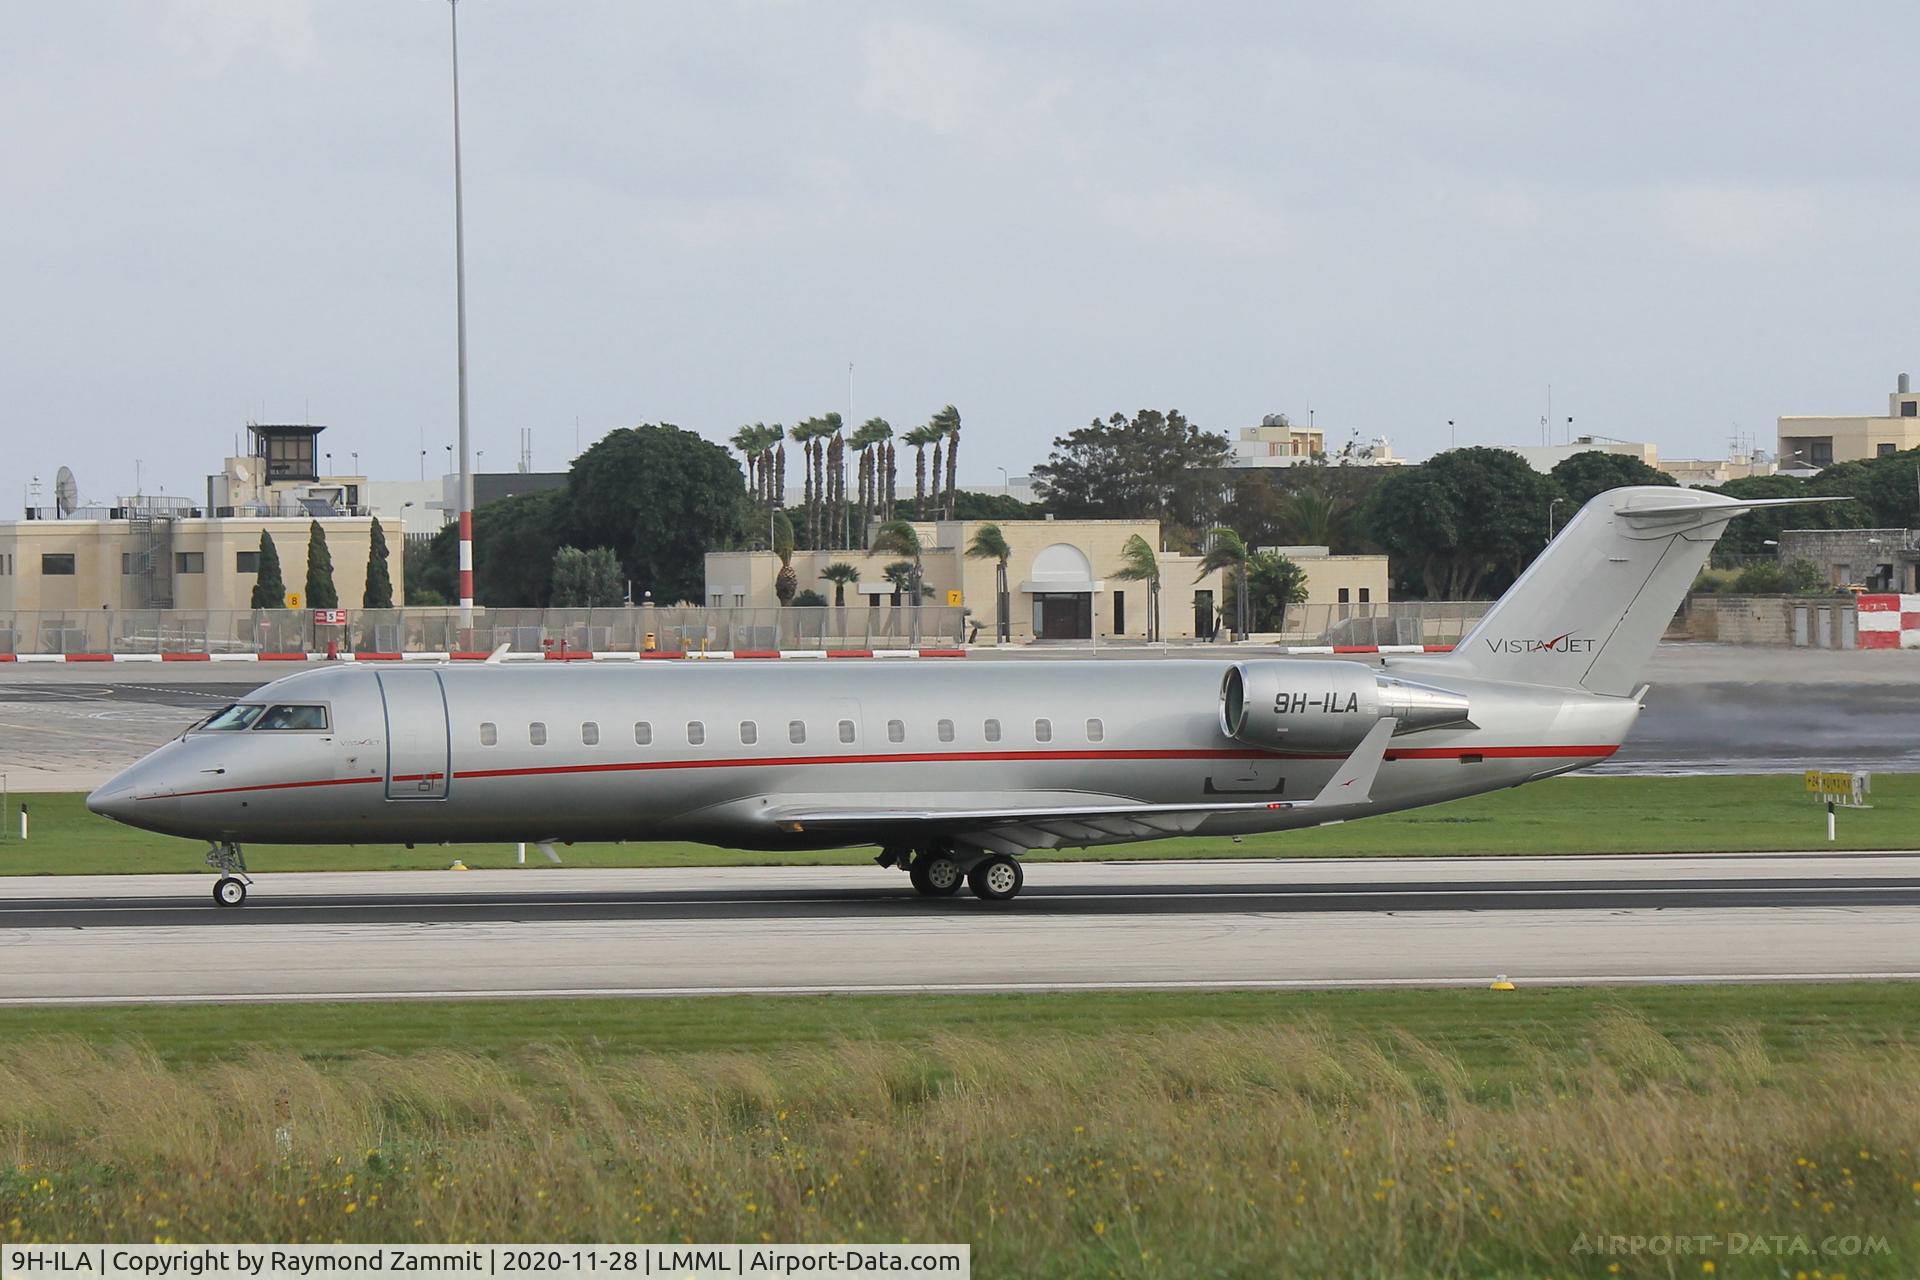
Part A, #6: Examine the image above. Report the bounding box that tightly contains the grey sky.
[6,1,1916,511]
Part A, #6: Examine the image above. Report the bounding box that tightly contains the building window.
[837,719,856,744]
[1879,443,1897,458]
[1338,588,1350,604]
[529,722,547,746]
[582,721,599,745]
[1113,590,1126,634]
[40,554,75,576]
[984,718,1001,743]
[740,720,757,745]
[887,719,905,743]
[1035,718,1053,742]
[121,553,136,574]
[937,719,955,743]
[1810,440,1834,468]
[1359,588,1371,604]
[479,722,497,746]
[236,550,260,573]
[1904,400,1917,417]
[634,722,652,745]
[789,720,806,744]
[174,552,205,574]
[687,721,706,745]
[1086,718,1104,742]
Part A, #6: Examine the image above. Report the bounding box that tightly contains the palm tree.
[964,521,1012,643]
[1272,486,1352,549]
[932,404,961,519]
[1196,527,1252,638]
[731,423,762,501]
[787,418,824,547]
[880,560,920,606]
[902,425,937,519]
[759,423,785,508]
[882,437,898,520]
[771,511,798,605]
[819,561,860,608]
[849,418,891,546]
[1112,533,1161,642]
[821,412,845,550]
[870,518,924,599]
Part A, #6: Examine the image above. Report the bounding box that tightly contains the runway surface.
[0,855,1914,1003]
[4,644,1916,789]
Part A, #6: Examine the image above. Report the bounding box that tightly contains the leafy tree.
[771,511,798,605]
[1709,474,1826,559]
[1031,409,1229,543]
[1549,451,1676,509]
[406,527,453,604]
[1111,533,1161,641]
[792,588,828,608]
[304,521,338,608]
[965,522,1012,642]
[250,532,285,609]
[1245,551,1309,631]
[819,561,861,607]
[564,423,748,604]
[472,491,565,606]
[1222,465,1386,556]
[1195,527,1252,635]
[361,517,393,609]
[1807,446,1920,528]
[548,545,625,606]
[1365,448,1557,599]
[1731,557,1824,594]
[949,489,1044,520]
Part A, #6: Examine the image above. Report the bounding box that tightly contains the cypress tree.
[362,517,393,608]
[305,520,338,608]
[250,532,285,609]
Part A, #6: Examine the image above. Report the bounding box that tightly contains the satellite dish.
[54,467,78,518]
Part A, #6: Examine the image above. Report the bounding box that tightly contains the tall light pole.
[447,0,474,625]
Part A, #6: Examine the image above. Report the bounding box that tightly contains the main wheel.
[213,876,247,908]
[968,855,1023,902]
[910,852,964,897]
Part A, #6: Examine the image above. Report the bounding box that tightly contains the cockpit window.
[199,704,264,731]
[254,704,329,731]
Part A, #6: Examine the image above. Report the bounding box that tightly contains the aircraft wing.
[769,719,1396,850]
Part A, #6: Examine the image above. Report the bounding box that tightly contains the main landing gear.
[883,843,1024,902]
[205,841,252,908]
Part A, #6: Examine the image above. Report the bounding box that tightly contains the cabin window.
[255,704,328,731]
[479,722,497,746]
[199,703,263,731]
[1034,718,1052,743]
[740,720,757,745]
[937,719,955,743]
[40,554,75,576]
[581,721,599,746]
[838,719,856,744]
[634,721,652,746]
[529,722,547,746]
[789,720,806,744]
[887,719,905,744]
[984,718,1001,743]
[687,721,706,745]
[1086,718,1104,742]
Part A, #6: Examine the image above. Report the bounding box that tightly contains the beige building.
[1507,437,1661,473]
[1778,373,1920,471]
[706,518,1389,642]
[0,511,399,614]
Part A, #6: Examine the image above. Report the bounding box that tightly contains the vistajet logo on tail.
[1484,631,1596,655]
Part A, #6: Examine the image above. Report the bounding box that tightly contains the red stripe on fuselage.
[141,744,1620,801]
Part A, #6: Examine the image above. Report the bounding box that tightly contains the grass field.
[0,986,1916,1276]
[0,773,1910,875]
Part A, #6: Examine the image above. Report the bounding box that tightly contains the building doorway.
[1032,593,1092,640]
[1194,590,1215,640]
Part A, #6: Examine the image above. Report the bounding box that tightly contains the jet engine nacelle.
[1219,661,1472,753]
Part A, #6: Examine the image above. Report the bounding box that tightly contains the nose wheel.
[205,842,253,908]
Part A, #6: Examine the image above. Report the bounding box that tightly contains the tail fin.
[1440,486,1845,695]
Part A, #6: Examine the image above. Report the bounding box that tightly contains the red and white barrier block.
[1857,594,1920,649]
[0,648,970,664]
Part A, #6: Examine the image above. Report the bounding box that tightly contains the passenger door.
[377,670,451,800]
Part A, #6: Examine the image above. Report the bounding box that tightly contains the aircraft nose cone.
[85,781,134,821]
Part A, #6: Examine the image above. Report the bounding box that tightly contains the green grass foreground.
[0,773,1911,875]
[0,986,1916,1276]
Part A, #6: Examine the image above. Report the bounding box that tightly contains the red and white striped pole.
[448,0,474,627]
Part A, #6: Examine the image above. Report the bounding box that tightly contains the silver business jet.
[87,486,1831,906]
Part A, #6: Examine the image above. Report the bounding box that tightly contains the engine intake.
[1220,661,1472,754]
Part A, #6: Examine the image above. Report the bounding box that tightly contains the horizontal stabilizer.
[1309,717,1395,805]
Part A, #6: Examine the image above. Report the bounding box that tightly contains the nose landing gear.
[205,842,252,908]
